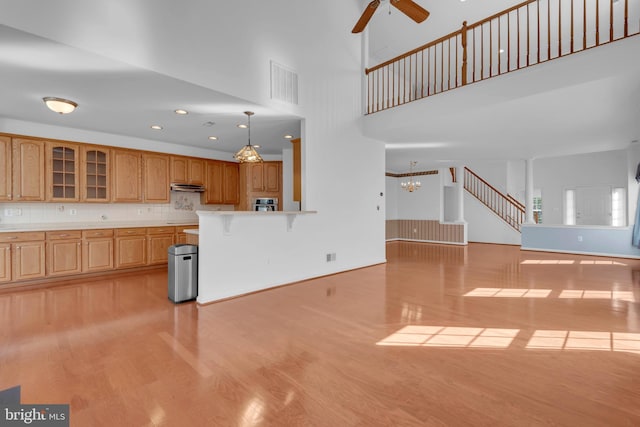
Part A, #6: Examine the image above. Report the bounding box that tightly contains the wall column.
[525,158,535,224]
[456,166,465,222]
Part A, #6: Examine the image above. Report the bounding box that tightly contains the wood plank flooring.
[1,241,640,426]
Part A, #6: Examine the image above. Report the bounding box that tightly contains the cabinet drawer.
[82,229,114,239]
[147,226,175,235]
[115,227,146,237]
[46,230,82,240]
[0,232,46,242]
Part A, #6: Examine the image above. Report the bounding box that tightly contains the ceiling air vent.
[270,60,298,105]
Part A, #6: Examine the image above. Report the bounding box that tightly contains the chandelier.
[234,111,263,163]
[400,161,421,192]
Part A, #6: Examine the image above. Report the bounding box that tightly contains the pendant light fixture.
[43,97,78,114]
[400,161,421,192]
[234,111,263,163]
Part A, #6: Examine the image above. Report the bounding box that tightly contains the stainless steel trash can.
[168,244,198,303]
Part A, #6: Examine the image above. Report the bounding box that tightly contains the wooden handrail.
[364,0,639,114]
[464,167,524,232]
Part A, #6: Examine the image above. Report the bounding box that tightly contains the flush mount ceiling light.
[43,97,78,114]
[174,109,188,115]
[150,125,163,130]
[400,161,421,192]
[284,134,293,139]
[234,111,263,163]
[208,136,218,141]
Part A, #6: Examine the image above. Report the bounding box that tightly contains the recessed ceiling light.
[150,125,163,130]
[174,109,188,115]
[237,124,248,129]
[253,145,261,148]
[284,134,293,139]
[208,136,218,141]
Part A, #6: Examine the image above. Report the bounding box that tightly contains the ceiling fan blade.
[391,0,430,23]
[352,0,381,34]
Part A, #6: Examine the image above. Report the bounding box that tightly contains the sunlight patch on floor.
[376,326,519,349]
[463,288,635,302]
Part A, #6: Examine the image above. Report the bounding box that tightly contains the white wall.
[534,149,628,225]
[386,174,441,220]
[0,0,387,295]
[465,192,522,245]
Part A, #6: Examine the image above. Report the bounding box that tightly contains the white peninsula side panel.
[196,210,321,304]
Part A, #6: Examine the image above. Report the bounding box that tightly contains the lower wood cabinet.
[147,226,175,265]
[115,228,147,269]
[0,243,10,283]
[82,229,114,273]
[0,232,46,282]
[46,231,82,277]
[0,224,196,285]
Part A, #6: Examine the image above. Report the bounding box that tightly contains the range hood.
[170,183,206,193]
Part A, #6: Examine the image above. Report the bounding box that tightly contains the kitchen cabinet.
[239,161,282,210]
[46,141,80,202]
[112,149,142,202]
[81,146,110,202]
[203,160,224,204]
[223,162,239,204]
[143,153,170,203]
[115,228,147,269]
[147,226,175,265]
[0,243,11,283]
[82,229,114,273]
[171,156,205,185]
[203,160,239,205]
[176,226,198,244]
[0,136,11,201]
[248,162,280,192]
[46,230,82,277]
[0,232,46,282]
[12,138,45,201]
[291,138,301,202]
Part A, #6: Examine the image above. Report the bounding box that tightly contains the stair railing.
[365,0,640,114]
[464,167,525,231]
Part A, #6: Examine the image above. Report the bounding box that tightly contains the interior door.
[576,185,611,225]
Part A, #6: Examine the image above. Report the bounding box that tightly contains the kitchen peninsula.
[196,209,317,304]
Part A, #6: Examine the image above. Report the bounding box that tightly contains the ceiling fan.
[352,0,430,34]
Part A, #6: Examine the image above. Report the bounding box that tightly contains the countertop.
[0,220,198,233]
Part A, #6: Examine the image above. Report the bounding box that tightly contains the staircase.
[463,167,525,232]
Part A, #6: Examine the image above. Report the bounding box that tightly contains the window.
[611,187,626,227]
[564,189,576,225]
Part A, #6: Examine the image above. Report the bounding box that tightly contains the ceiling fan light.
[43,97,78,114]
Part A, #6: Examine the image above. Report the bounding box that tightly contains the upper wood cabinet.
[223,162,239,204]
[171,156,205,185]
[203,160,224,204]
[81,146,110,202]
[143,153,170,203]
[248,162,281,192]
[0,136,11,201]
[46,141,80,202]
[12,138,45,201]
[203,160,239,205]
[112,149,142,202]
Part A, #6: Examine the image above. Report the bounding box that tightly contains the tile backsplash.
[0,192,232,225]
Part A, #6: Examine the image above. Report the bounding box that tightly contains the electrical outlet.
[4,208,22,217]
[69,209,77,216]
[577,235,583,242]
[137,209,143,215]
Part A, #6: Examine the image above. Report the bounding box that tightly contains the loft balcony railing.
[365,0,640,114]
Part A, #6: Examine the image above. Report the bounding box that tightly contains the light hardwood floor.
[1,241,640,426]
